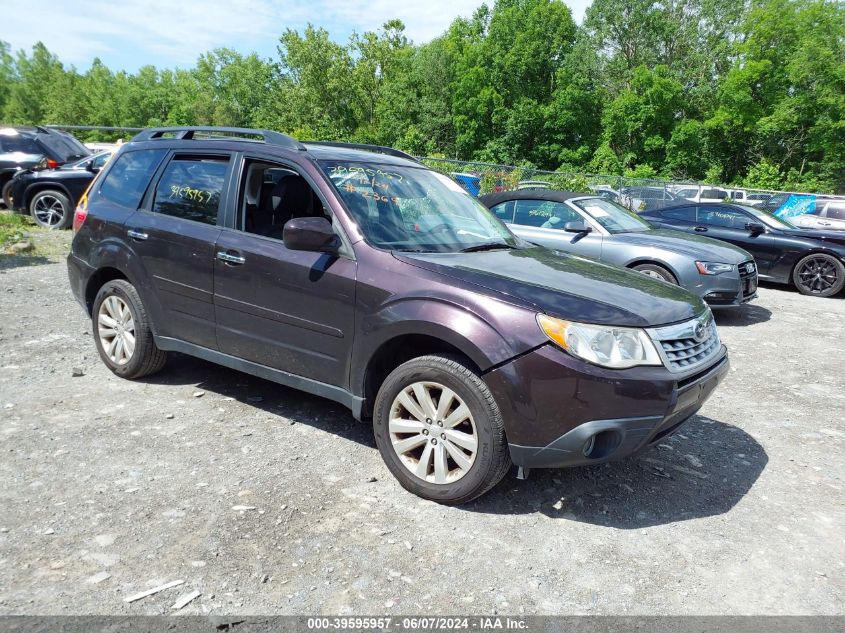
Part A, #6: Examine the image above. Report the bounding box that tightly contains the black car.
[641,202,845,297]
[1,126,91,209]
[67,126,729,504]
[9,151,112,229]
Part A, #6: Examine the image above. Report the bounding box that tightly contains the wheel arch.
[624,258,681,282]
[24,182,73,210]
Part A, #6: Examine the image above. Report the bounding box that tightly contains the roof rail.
[131,127,306,151]
[304,141,419,163]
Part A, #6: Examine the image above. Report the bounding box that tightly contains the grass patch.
[0,211,31,250]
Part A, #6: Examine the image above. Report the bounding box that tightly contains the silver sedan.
[480,189,758,308]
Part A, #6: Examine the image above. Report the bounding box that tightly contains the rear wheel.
[632,263,678,284]
[792,253,845,297]
[92,279,167,379]
[29,190,72,229]
[2,180,13,209]
[373,354,511,505]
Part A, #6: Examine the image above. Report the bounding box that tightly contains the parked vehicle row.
[641,203,845,297]
[1,125,91,210]
[480,189,758,308]
[8,151,112,228]
[69,127,730,504]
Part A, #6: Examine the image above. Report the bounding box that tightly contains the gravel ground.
[0,244,843,615]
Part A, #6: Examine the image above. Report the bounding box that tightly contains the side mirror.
[84,160,97,173]
[283,217,340,254]
[564,220,592,234]
[746,222,765,234]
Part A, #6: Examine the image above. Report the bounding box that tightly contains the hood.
[781,227,845,247]
[617,229,752,263]
[395,246,706,328]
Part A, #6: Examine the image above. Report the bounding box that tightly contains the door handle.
[127,229,148,241]
[217,251,246,265]
[693,226,708,232]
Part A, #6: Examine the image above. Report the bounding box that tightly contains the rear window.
[0,134,40,154]
[151,155,229,225]
[36,131,90,161]
[98,150,167,209]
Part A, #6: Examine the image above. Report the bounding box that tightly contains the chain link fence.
[419,157,844,215]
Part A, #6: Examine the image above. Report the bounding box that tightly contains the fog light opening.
[582,430,622,460]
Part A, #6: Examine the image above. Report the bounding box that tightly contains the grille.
[648,314,722,374]
[739,260,758,298]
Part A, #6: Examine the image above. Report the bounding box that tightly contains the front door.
[126,151,232,349]
[213,157,357,388]
[692,206,777,274]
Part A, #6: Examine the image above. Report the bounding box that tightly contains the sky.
[3,0,592,72]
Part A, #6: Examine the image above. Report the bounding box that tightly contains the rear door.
[126,151,232,349]
[213,155,357,387]
[507,199,604,260]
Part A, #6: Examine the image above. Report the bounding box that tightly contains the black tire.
[632,263,678,284]
[792,253,845,297]
[29,189,72,229]
[1,180,13,210]
[92,279,167,379]
[373,354,511,505]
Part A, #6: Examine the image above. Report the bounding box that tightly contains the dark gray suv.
[68,127,729,504]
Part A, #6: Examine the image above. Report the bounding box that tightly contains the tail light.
[73,188,92,233]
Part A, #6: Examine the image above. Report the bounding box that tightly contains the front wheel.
[29,190,72,229]
[373,355,511,505]
[632,263,678,284]
[92,279,168,379]
[792,253,845,297]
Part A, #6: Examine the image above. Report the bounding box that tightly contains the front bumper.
[700,262,758,307]
[484,344,729,469]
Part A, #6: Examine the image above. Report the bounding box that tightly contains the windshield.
[572,197,652,233]
[742,205,796,229]
[320,161,519,253]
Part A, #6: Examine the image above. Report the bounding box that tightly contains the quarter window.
[98,149,167,209]
[152,155,229,225]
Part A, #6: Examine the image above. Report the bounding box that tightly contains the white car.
[792,201,845,231]
[675,185,730,203]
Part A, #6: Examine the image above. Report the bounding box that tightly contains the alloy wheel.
[97,296,136,366]
[388,381,478,484]
[797,256,839,294]
[32,195,66,227]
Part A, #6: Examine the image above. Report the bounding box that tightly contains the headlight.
[537,314,663,369]
[696,261,734,275]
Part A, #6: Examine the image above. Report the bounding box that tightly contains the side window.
[513,199,557,227]
[238,160,327,238]
[93,152,112,169]
[489,201,514,223]
[98,149,167,209]
[663,207,697,222]
[152,155,229,225]
[825,205,845,221]
[538,202,582,230]
[697,206,746,228]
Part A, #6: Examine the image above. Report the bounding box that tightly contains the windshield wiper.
[460,242,517,253]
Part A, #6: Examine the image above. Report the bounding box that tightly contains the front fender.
[350,296,543,396]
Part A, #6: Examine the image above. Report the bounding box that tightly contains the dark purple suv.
[68,127,729,504]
